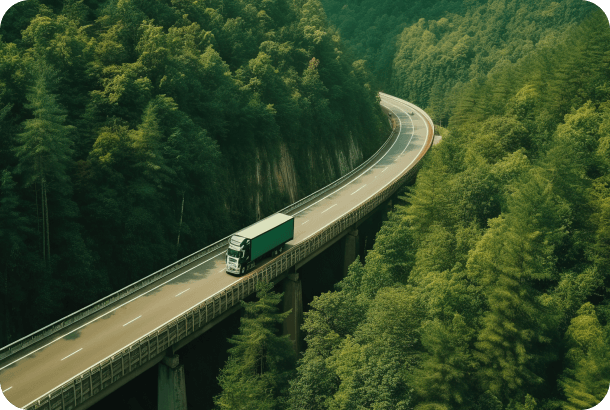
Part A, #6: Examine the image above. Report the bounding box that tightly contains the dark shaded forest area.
[0,0,386,346]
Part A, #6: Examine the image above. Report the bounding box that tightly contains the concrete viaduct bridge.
[0,93,434,410]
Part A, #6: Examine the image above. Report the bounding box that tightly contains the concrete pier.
[282,272,303,353]
[158,354,187,410]
[382,199,393,222]
[343,229,359,277]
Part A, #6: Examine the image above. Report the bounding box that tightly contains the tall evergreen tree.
[411,315,476,410]
[13,66,74,268]
[0,170,30,344]
[215,281,296,410]
[560,303,610,410]
[467,170,569,401]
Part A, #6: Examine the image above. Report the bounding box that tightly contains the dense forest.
[320,0,595,124]
[213,1,610,410]
[0,0,387,345]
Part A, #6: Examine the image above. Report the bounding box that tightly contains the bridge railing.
[24,97,434,410]
[0,234,233,363]
[0,97,399,364]
[380,92,435,134]
[278,106,399,216]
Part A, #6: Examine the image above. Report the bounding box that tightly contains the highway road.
[0,93,433,409]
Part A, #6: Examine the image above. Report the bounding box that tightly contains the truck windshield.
[227,249,241,258]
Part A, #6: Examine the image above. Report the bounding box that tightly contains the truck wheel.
[241,266,245,275]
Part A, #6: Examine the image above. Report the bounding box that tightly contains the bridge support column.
[158,354,187,410]
[343,229,359,277]
[283,272,303,353]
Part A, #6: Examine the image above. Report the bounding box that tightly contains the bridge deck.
[0,94,432,409]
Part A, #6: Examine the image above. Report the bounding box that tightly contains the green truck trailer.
[226,213,294,275]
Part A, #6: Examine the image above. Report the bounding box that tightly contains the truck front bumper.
[226,265,241,276]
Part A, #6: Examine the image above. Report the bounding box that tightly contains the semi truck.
[226,213,294,275]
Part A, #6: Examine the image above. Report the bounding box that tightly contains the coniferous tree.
[467,170,569,401]
[13,66,74,268]
[560,303,610,410]
[215,281,296,410]
[411,315,475,410]
[0,170,30,344]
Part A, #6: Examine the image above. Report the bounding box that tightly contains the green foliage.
[296,285,422,410]
[412,315,475,409]
[14,66,74,194]
[386,0,598,125]
[559,303,610,410]
[215,281,296,410]
[590,181,610,273]
[0,170,31,344]
[287,261,369,410]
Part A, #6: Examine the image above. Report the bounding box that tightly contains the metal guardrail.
[0,235,232,363]
[24,95,434,410]
[0,96,400,364]
[380,92,435,134]
[278,107,399,216]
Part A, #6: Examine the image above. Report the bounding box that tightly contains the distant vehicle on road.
[226,213,294,275]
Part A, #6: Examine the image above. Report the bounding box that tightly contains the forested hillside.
[283,2,610,410]
[0,0,386,346]
[321,0,594,125]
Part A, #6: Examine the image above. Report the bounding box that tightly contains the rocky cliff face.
[241,129,374,222]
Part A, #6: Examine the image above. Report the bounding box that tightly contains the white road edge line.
[0,250,226,371]
[292,101,406,217]
[123,316,142,327]
[60,348,82,361]
[23,95,431,410]
[321,204,337,214]
[2,386,12,393]
[301,96,429,245]
[351,185,367,195]
[175,289,190,297]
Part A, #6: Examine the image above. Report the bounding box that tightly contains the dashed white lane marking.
[301,95,430,246]
[382,167,388,173]
[218,268,225,273]
[351,185,366,195]
[123,316,142,327]
[321,204,337,214]
[2,386,12,393]
[175,288,190,297]
[0,250,226,372]
[292,99,408,218]
[61,348,82,361]
[301,220,310,225]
